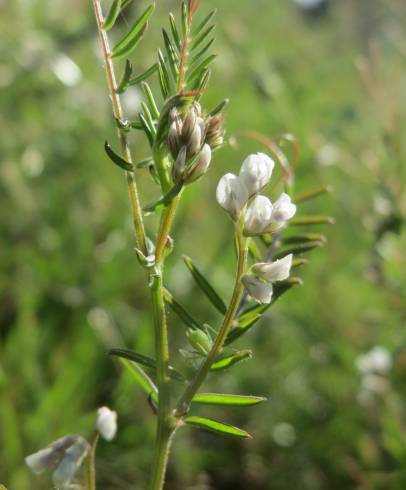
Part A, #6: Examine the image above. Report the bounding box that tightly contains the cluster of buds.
[242,254,293,304]
[216,152,297,303]
[168,102,224,184]
[25,406,117,488]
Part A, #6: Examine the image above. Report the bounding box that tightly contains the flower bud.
[251,254,293,282]
[216,173,249,221]
[186,328,213,355]
[186,124,202,158]
[243,195,273,236]
[181,107,197,143]
[242,275,273,304]
[239,153,275,197]
[184,144,212,183]
[172,145,187,182]
[168,121,181,159]
[266,193,296,232]
[205,114,225,149]
[96,406,118,441]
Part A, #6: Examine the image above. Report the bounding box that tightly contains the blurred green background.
[1,0,406,488]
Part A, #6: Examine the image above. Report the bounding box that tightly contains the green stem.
[85,432,99,490]
[148,267,175,490]
[91,0,147,255]
[174,226,248,417]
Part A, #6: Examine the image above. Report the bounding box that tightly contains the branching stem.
[174,224,248,416]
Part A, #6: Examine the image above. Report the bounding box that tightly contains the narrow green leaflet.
[295,185,332,203]
[190,38,215,66]
[209,98,229,117]
[109,348,185,381]
[183,256,227,314]
[210,350,252,371]
[130,63,158,86]
[273,241,324,260]
[103,0,122,31]
[104,141,133,171]
[141,102,157,137]
[225,314,262,345]
[187,54,217,83]
[193,68,211,91]
[290,215,335,226]
[119,358,158,403]
[157,49,173,96]
[163,288,201,330]
[292,258,308,268]
[139,113,155,147]
[192,393,266,407]
[111,4,154,59]
[169,13,181,51]
[162,29,179,81]
[141,81,160,120]
[181,1,188,37]
[192,9,217,37]
[282,233,327,245]
[143,181,183,213]
[116,59,133,94]
[184,416,251,439]
[191,25,215,51]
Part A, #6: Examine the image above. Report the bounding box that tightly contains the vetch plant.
[28,1,332,488]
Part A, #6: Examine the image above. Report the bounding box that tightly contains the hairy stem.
[91,0,147,255]
[85,432,99,490]
[174,226,248,416]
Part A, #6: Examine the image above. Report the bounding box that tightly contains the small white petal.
[356,346,392,375]
[52,437,90,487]
[25,435,78,475]
[216,173,249,221]
[239,153,275,197]
[96,406,118,441]
[242,275,273,304]
[243,195,273,236]
[267,193,296,231]
[252,254,293,282]
[185,144,212,183]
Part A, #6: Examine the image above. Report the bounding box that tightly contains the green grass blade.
[182,255,227,314]
[192,393,266,407]
[184,416,252,438]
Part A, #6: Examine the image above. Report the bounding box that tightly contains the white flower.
[356,346,392,375]
[96,406,117,441]
[52,437,90,487]
[239,153,275,197]
[185,144,212,183]
[266,193,296,231]
[216,173,249,221]
[252,254,293,282]
[242,275,273,304]
[243,195,273,236]
[25,435,90,489]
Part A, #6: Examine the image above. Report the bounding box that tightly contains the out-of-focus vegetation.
[1,0,406,488]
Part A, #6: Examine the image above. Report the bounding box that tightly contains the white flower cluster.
[216,153,297,303]
[356,346,392,403]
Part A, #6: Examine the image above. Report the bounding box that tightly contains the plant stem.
[148,266,175,490]
[91,0,147,255]
[174,226,248,417]
[85,432,99,490]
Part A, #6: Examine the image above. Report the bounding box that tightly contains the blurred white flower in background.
[272,422,296,447]
[51,54,81,87]
[356,346,392,375]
